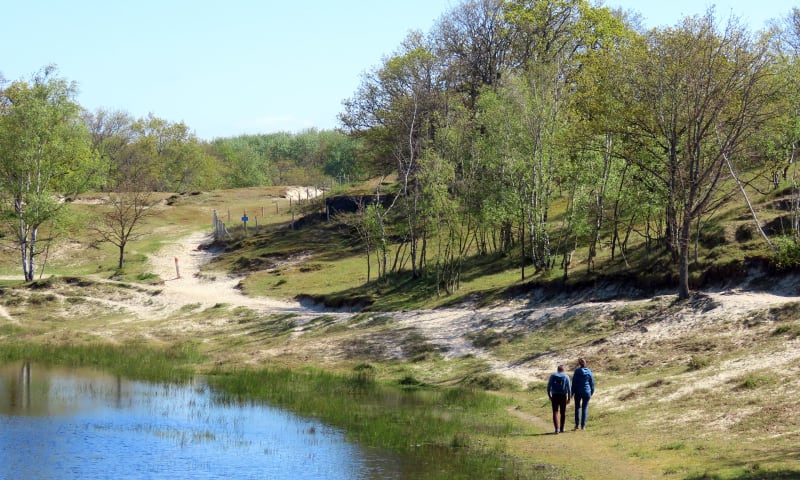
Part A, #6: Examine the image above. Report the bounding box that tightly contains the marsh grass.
[209,366,550,480]
[0,342,200,382]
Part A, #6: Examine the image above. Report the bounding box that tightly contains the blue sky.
[1,1,795,140]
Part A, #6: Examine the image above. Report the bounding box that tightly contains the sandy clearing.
[284,186,324,201]
[144,231,307,318]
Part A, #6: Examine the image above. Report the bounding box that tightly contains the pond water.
[0,363,401,479]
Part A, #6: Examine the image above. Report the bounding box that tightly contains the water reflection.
[0,364,400,479]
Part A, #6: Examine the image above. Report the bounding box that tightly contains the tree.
[616,13,777,299]
[82,108,134,187]
[212,137,270,188]
[433,0,513,108]
[762,8,800,244]
[341,32,444,279]
[128,114,221,192]
[0,66,96,281]
[90,174,158,269]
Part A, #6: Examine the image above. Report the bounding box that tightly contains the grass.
[208,365,554,480]
[0,341,200,382]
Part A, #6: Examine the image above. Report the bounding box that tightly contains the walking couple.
[546,358,595,434]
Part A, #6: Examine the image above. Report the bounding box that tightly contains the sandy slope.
[139,232,800,399]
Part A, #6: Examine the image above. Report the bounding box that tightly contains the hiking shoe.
[554,430,559,434]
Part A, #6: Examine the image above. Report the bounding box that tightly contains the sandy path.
[508,406,662,479]
[143,231,306,318]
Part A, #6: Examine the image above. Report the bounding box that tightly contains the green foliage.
[212,137,271,187]
[211,129,360,188]
[136,272,159,282]
[773,237,800,269]
[0,66,100,280]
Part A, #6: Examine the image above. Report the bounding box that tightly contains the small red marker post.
[174,257,181,279]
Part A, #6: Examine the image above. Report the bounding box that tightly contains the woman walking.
[572,358,595,430]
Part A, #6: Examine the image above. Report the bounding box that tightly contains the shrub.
[699,225,726,248]
[773,237,800,269]
[350,363,375,388]
[687,355,710,371]
[462,373,515,391]
[735,225,753,243]
[398,375,422,387]
[735,372,774,390]
[28,294,57,305]
[773,324,800,339]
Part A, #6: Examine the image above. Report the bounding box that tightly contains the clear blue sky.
[1,1,795,140]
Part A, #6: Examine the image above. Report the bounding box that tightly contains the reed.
[0,341,200,382]
[209,366,553,480]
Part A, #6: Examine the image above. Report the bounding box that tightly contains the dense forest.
[2,0,800,298]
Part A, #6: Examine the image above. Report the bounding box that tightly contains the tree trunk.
[520,206,525,281]
[588,133,612,273]
[20,241,31,282]
[678,216,692,300]
[26,227,38,282]
[118,244,126,269]
[366,243,371,283]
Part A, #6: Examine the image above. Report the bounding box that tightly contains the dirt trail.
[508,407,661,480]
[144,231,306,318]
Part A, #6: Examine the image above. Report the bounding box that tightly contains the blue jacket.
[572,367,595,397]
[547,372,571,399]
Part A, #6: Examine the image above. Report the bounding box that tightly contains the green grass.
[0,341,201,382]
[208,365,554,480]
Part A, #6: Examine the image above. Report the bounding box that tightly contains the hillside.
[0,186,798,478]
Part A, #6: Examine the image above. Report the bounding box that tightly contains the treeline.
[3,1,800,298]
[337,0,800,299]
[0,66,361,280]
[84,110,363,192]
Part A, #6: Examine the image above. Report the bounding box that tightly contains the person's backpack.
[552,374,565,393]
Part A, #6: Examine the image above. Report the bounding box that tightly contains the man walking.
[546,365,571,434]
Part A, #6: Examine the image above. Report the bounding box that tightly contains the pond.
[0,363,401,479]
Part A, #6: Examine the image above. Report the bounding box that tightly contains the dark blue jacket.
[547,372,571,399]
[572,367,595,397]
